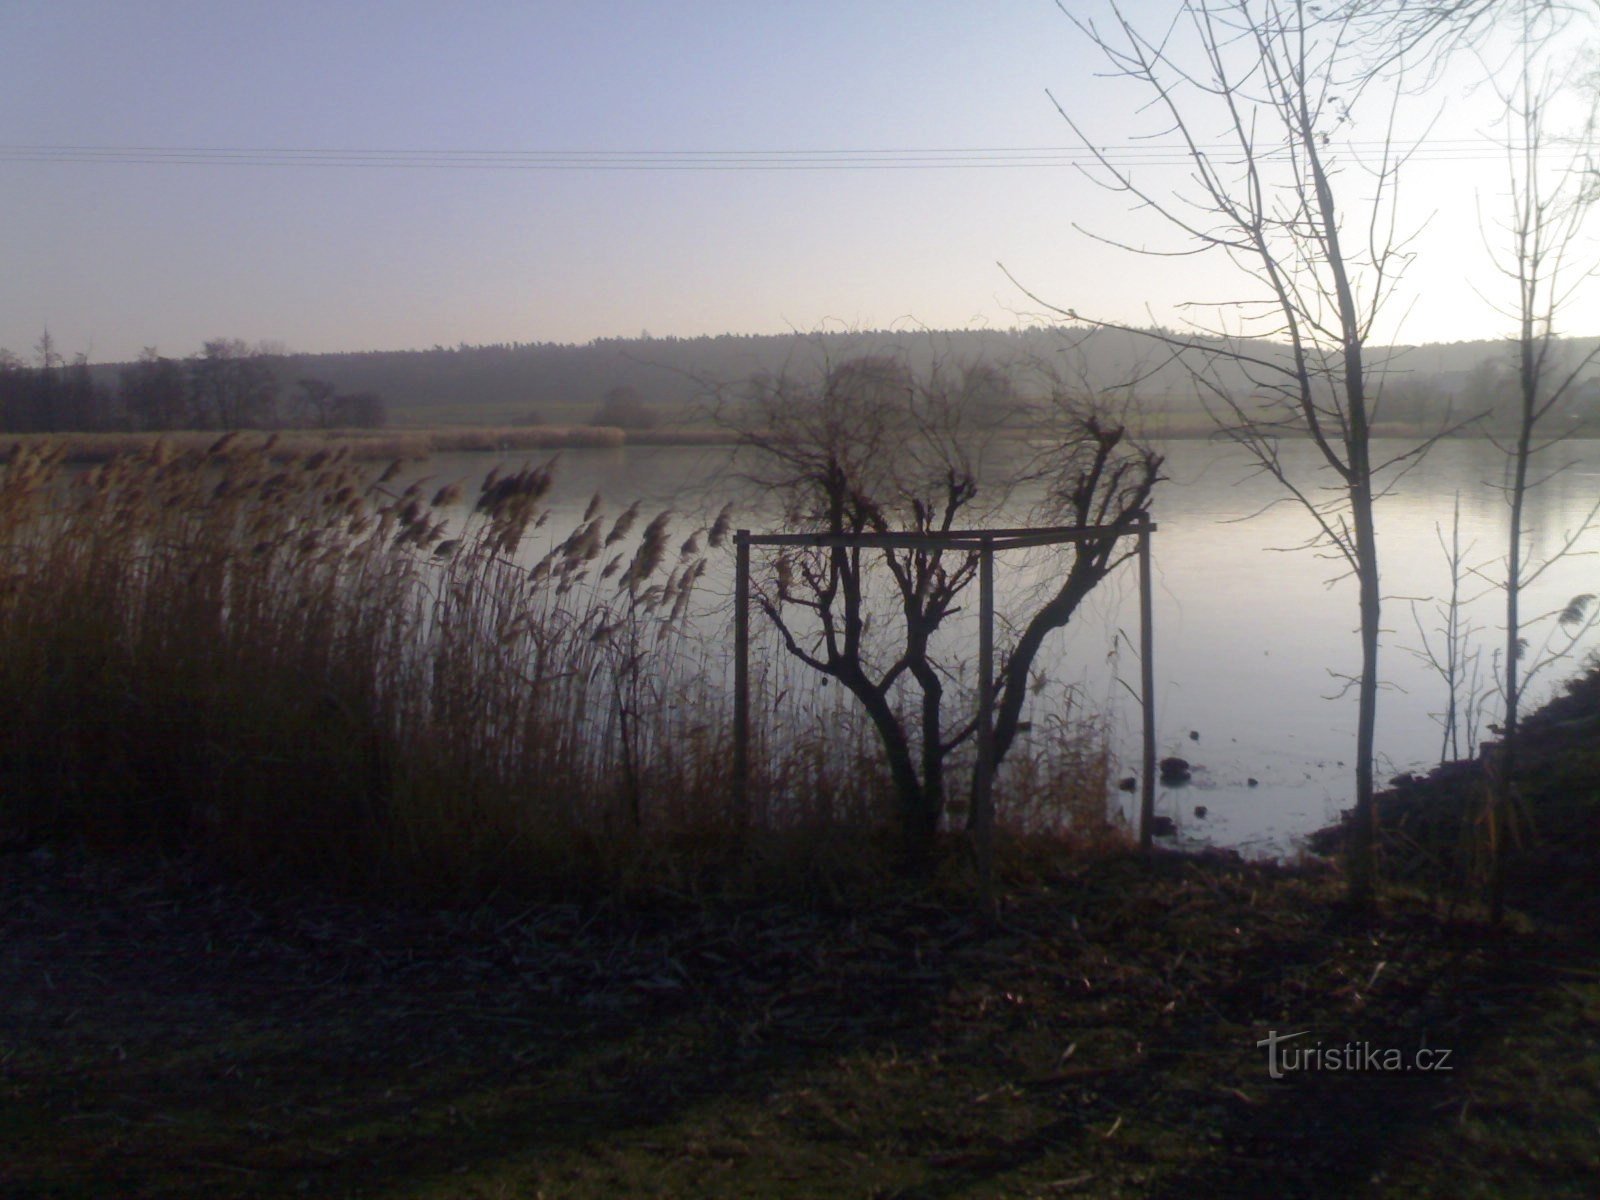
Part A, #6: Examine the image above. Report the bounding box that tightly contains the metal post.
[733,530,751,825]
[976,536,996,909]
[1138,516,1157,852]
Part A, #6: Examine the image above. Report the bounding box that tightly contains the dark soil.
[5,840,1598,1199]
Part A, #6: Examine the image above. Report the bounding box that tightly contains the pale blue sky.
[1,1,1594,362]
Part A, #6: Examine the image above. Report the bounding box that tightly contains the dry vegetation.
[0,424,742,468]
[0,434,1112,903]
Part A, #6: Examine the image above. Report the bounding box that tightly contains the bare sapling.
[1039,0,1455,911]
[1465,5,1600,921]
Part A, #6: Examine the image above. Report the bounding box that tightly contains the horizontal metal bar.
[737,522,1155,550]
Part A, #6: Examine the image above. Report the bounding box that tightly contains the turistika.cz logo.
[1256,1029,1454,1079]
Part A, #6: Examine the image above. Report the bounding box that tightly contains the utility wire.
[0,139,1521,170]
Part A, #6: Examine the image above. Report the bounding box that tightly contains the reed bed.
[0,423,741,467]
[0,435,1120,904]
[0,429,435,464]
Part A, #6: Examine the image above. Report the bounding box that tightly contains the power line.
[0,139,1519,171]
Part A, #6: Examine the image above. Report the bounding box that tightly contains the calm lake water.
[419,437,1600,856]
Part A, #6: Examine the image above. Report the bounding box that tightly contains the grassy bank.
[1312,659,1600,929]
[5,417,1501,467]
[0,425,745,465]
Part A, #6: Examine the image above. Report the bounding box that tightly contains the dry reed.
[0,423,729,467]
[0,436,1121,905]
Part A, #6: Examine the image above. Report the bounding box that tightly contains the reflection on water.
[412,438,1600,857]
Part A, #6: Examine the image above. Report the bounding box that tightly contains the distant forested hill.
[263,327,1200,427]
[75,327,1600,432]
[266,328,1600,430]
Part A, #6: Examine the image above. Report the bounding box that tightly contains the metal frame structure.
[731,516,1159,888]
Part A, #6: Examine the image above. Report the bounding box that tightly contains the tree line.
[6,323,1594,435]
[0,334,385,433]
[273,329,1600,429]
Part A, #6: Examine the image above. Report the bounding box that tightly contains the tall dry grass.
[0,423,727,467]
[0,436,1123,905]
[0,436,711,899]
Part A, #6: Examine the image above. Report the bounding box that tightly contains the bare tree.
[739,356,985,860]
[1343,0,1586,74]
[330,390,387,429]
[1408,495,1491,766]
[1469,7,1600,920]
[292,377,340,429]
[121,349,193,430]
[190,338,280,430]
[1041,0,1437,911]
[1348,0,1600,915]
[988,405,1163,779]
[739,355,1160,863]
[290,378,387,430]
[0,332,115,432]
[593,384,659,430]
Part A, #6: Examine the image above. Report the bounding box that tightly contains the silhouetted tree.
[58,354,114,431]
[1472,4,1600,921]
[957,361,1022,427]
[291,378,340,429]
[0,333,115,432]
[0,349,29,431]
[741,354,1160,862]
[189,339,279,429]
[24,330,64,432]
[986,404,1162,777]
[121,349,192,430]
[285,377,385,429]
[330,390,386,428]
[1463,357,1518,430]
[592,384,658,429]
[1050,0,1435,912]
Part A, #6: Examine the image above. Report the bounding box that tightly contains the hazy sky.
[2,1,1596,363]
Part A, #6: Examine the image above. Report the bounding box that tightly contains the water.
[417,437,1600,856]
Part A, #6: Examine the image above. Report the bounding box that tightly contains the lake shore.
[4,435,1599,1195]
[1,415,1528,465]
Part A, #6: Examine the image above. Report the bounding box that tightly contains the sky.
[2,0,1596,364]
